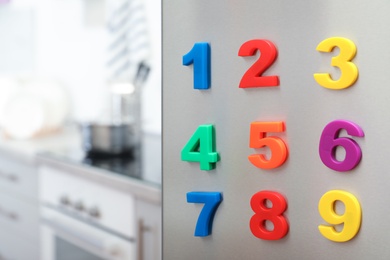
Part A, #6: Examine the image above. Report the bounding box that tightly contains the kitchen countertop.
[0,125,161,204]
[0,126,81,164]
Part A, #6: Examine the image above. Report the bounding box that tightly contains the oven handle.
[43,217,104,252]
[138,219,144,260]
[138,219,152,260]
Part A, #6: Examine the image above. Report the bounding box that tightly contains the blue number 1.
[186,192,222,237]
[183,42,211,89]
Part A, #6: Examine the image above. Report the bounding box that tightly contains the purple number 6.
[319,120,364,172]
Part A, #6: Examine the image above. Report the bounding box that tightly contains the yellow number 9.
[318,190,362,242]
[314,37,358,90]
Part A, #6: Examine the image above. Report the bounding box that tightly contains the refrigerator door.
[163,1,390,259]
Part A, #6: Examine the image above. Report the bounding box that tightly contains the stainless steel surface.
[80,123,137,155]
[163,0,390,259]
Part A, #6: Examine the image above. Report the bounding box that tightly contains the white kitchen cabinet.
[0,150,40,259]
[0,227,39,260]
[0,191,40,241]
[0,152,38,201]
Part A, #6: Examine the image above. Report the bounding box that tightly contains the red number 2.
[238,39,279,88]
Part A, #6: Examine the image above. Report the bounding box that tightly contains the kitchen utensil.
[80,60,149,155]
[134,61,150,86]
[109,81,136,125]
[79,122,137,155]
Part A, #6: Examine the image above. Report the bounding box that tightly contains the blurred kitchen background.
[0,0,161,259]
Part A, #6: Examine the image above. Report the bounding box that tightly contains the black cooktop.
[82,148,142,179]
[39,133,162,187]
[39,132,161,187]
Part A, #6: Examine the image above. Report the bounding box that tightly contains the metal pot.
[80,123,138,155]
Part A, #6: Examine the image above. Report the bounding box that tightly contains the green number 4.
[181,125,220,170]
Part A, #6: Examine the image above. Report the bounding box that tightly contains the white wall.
[0,0,161,134]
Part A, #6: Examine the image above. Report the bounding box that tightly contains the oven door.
[40,206,136,260]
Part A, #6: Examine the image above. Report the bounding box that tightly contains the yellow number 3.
[314,37,358,90]
[318,190,362,242]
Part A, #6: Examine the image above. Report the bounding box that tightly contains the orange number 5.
[248,121,288,169]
